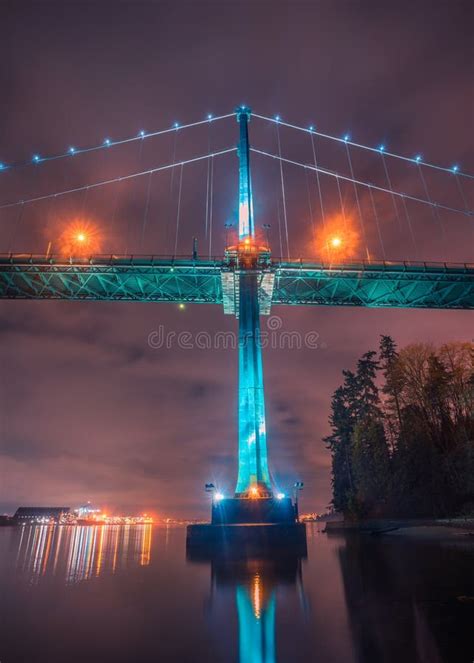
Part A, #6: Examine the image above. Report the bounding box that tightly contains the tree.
[352,418,390,517]
[379,335,403,446]
[324,386,355,514]
[324,339,474,519]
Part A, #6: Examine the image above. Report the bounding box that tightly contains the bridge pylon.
[187,107,306,553]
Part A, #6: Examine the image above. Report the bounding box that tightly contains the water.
[0,524,472,662]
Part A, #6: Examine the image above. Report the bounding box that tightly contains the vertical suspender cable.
[276,124,290,259]
[205,122,212,239]
[8,201,25,253]
[416,163,447,257]
[455,174,469,212]
[205,157,210,239]
[44,191,58,256]
[335,175,347,230]
[304,168,315,240]
[81,185,90,216]
[110,182,120,234]
[173,164,184,257]
[140,171,153,251]
[368,185,386,260]
[454,174,474,242]
[126,139,144,253]
[208,156,214,258]
[400,195,419,259]
[274,161,283,258]
[169,130,178,195]
[166,130,178,253]
[310,132,326,229]
[380,153,402,231]
[344,143,369,260]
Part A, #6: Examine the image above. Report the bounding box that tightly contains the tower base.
[211,496,296,525]
[187,497,306,555]
[186,522,307,556]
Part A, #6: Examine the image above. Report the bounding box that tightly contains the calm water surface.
[0,524,472,662]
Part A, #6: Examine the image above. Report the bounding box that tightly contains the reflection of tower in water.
[191,553,306,663]
[235,566,277,663]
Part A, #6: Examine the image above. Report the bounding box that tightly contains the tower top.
[235,106,252,122]
[236,106,253,239]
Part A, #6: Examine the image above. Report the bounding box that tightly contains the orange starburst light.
[59,219,102,257]
[315,214,359,263]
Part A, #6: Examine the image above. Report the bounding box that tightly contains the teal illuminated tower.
[187,107,306,543]
[234,107,271,497]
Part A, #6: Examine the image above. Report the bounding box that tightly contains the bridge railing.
[0,253,226,267]
[0,253,472,272]
[272,258,474,273]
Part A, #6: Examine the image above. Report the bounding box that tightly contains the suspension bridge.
[0,107,472,310]
[0,105,472,536]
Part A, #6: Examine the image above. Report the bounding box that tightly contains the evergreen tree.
[352,418,390,517]
[379,335,403,444]
[324,386,355,514]
[324,339,474,519]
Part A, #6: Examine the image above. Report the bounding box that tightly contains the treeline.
[325,337,474,519]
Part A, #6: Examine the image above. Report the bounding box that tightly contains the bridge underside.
[0,255,472,309]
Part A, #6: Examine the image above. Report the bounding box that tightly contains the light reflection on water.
[15,523,152,584]
[0,523,472,663]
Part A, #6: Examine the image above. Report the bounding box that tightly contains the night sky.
[1,1,472,517]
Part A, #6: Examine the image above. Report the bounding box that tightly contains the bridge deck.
[0,254,472,309]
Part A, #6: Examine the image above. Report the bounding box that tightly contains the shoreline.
[323,517,474,541]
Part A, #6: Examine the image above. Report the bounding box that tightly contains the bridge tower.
[234,106,271,497]
[187,107,307,550]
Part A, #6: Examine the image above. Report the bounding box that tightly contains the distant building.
[14,507,70,523]
[0,515,14,526]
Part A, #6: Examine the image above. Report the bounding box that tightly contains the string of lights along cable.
[0,108,471,179]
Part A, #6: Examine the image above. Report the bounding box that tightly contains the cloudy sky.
[0,0,472,517]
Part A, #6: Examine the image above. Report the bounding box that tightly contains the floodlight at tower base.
[186,492,307,554]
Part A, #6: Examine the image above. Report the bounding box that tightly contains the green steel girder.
[0,255,473,310]
[0,255,223,304]
[272,261,474,309]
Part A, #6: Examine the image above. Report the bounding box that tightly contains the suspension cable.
[0,113,234,173]
[0,148,237,212]
[252,112,474,180]
[249,147,473,218]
